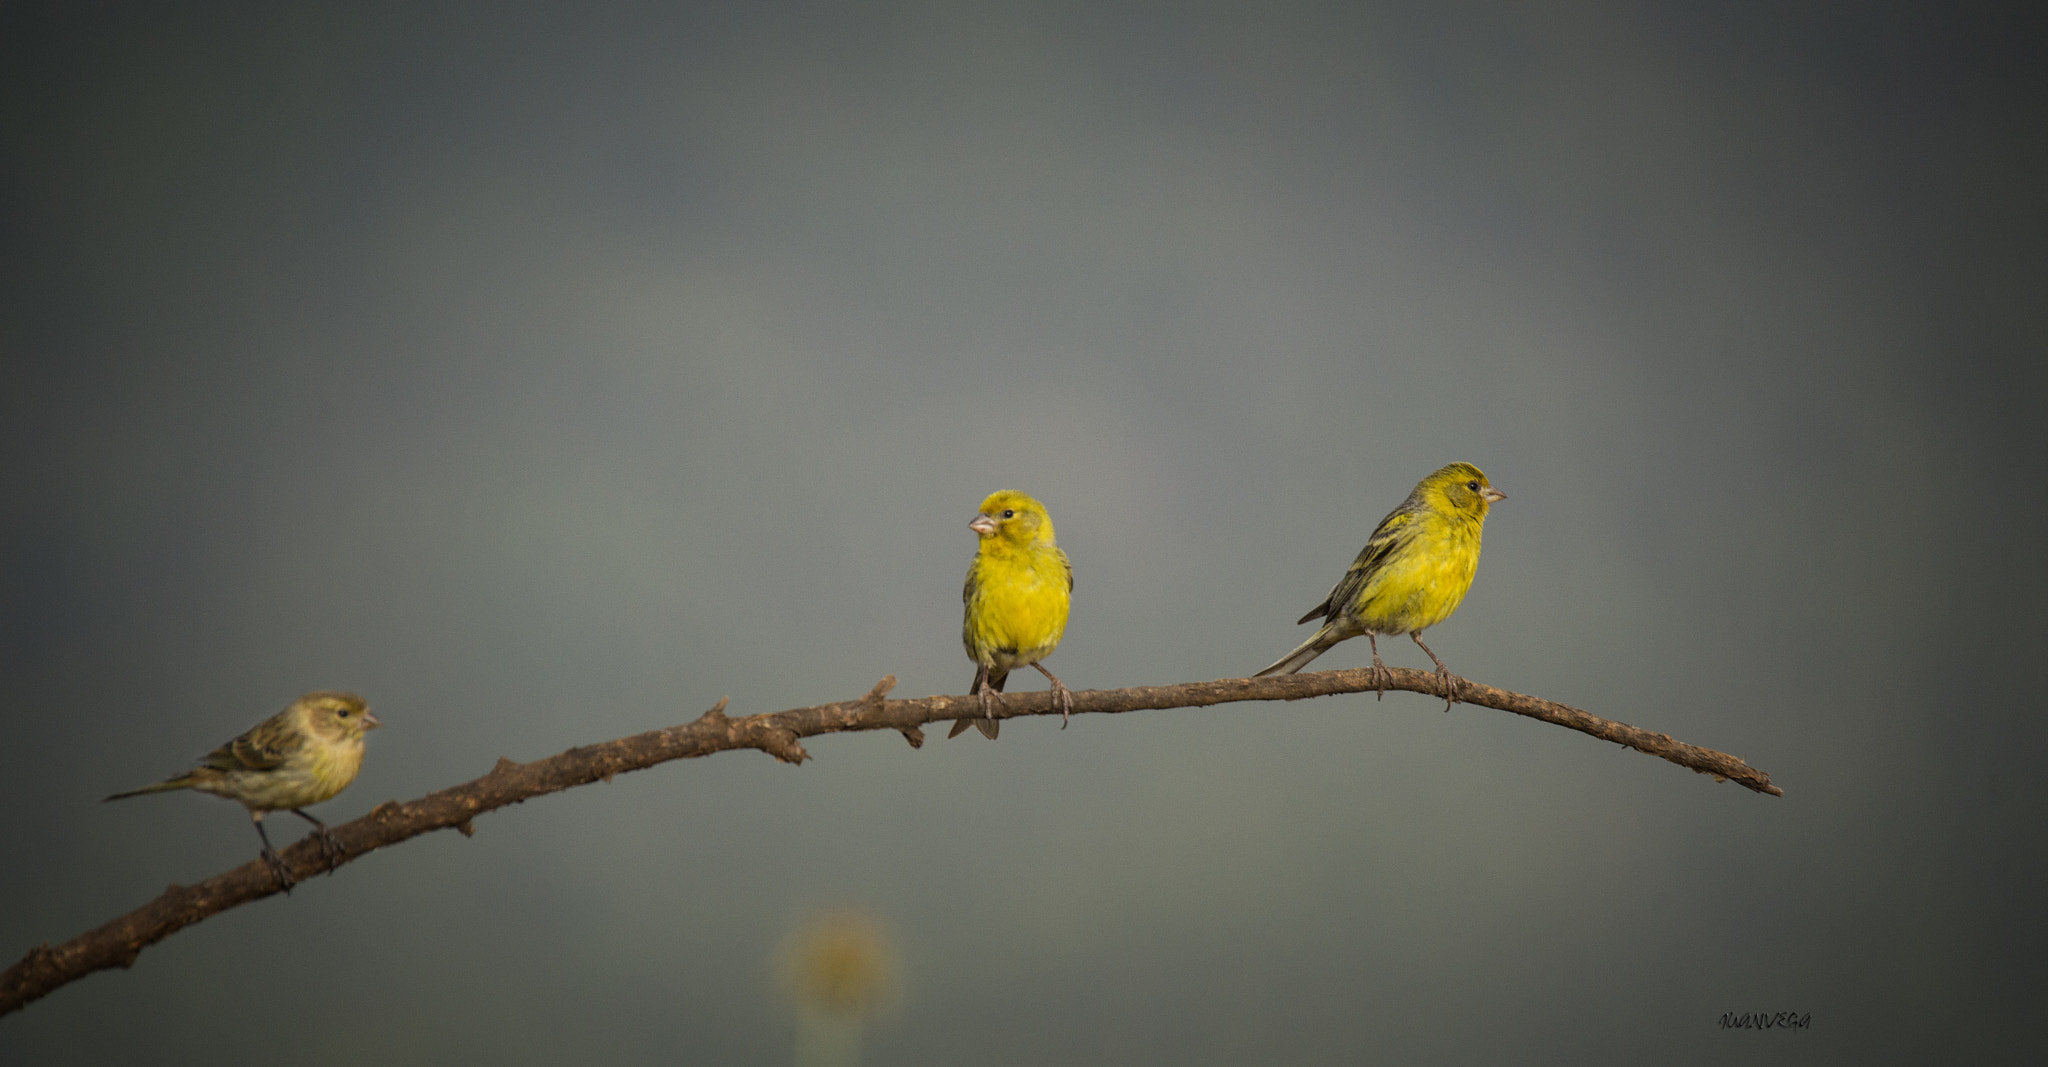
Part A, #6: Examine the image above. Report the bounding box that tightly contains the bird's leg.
[949,666,1003,739]
[1411,633,1458,710]
[1367,633,1392,700]
[250,813,294,892]
[1031,662,1076,728]
[975,667,1007,725]
[292,808,343,873]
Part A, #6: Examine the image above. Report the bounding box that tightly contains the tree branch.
[2,669,1778,1017]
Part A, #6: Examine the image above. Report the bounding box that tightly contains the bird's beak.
[1483,487,1506,503]
[969,514,998,536]
[362,710,383,730]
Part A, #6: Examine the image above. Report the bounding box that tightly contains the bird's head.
[298,691,380,741]
[1424,462,1506,518]
[969,490,1056,547]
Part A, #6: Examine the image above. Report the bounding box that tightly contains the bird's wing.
[1303,507,1416,625]
[1059,546,1074,592]
[204,714,303,771]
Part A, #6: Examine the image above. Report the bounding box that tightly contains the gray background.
[3,2,2042,1063]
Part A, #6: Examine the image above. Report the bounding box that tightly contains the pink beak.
[969,514,998,536]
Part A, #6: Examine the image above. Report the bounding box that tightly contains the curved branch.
[2,669,1778,1016]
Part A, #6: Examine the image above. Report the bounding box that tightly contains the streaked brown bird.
[106,691,380,888]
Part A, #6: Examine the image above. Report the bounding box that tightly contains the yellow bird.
[106,691,380,888]
[951,490,1074,740]
[1256,463,1505,707]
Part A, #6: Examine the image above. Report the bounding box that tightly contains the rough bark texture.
[2,669,1778,1017]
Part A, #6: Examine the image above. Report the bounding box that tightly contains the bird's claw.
[1436,667,1459,711]
[1369,658,1392,701]
[261,848,296,893]
[312,827,345,874]
[1054,682,1075,729]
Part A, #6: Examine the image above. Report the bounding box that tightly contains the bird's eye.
[336,708,351,717]
[1002,509,1015,519]
[1466,481,1480,491]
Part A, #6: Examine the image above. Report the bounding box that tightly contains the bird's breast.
[1355,520,1481,633]
[966,551,1071,660]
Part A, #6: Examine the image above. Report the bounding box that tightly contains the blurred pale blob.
[776,908,902,1067]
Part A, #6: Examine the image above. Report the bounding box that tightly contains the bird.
[1255,463,1505,708]
[951,490,1074,740]
[105,691,380,889]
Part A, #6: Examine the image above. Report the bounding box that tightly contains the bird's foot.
[311,826,345,874]
[948,683,1003,740]
[1053,681,1075,729]
[945,685,1004,738]
[1435,666,1459,711]
[261,847,296,893]
[1368,658,1393,701]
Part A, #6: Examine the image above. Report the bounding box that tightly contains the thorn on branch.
[695,698,732,725]
[897,725,925,749]
[863,676,897,706]
[456,819,476,838]
[754,728,808,764]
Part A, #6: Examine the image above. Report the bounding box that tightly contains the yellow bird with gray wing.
[952,491,1074,739]
[1256,463,1505,707]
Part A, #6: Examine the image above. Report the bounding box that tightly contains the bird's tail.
[1254,625,1343,677]
[103,775,198,802]
[950,717,999,741]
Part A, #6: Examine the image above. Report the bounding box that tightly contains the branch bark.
[2,668,1779,1017]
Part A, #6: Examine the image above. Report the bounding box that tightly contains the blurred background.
[3,2,2042,1062]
